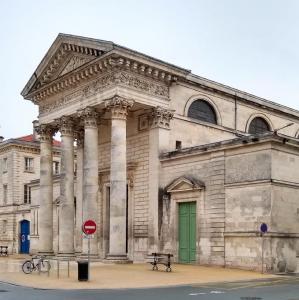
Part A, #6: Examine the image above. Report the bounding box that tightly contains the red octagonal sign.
[82,220,97,235]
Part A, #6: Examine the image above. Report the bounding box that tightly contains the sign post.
[82,220,97,281]
[260,223,268,274]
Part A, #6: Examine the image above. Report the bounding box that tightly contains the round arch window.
[248,117,270,134]
[187,100,217,124]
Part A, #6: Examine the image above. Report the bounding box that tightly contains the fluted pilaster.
[148,106,174,252]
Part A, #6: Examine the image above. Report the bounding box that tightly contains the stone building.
[20,33,299,272]
[0,123,61,254]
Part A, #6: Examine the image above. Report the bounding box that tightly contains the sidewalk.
[0,256,276,290]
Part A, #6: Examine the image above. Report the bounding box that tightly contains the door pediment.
[166,176,204,193]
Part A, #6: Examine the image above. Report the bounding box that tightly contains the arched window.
[187,100,217,124]
[248,117,270,134]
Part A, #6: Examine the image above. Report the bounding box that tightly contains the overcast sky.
[1,0,299,138]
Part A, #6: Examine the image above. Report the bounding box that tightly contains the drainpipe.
[234,93,238,131]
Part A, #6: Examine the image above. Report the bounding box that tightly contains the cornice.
[25,53,178,103]
[0,140,61,155]
[160,133,299,161]
[0,142,40,155]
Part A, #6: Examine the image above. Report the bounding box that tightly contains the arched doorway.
[20,220,30,254]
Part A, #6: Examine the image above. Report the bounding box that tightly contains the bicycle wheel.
[38,260,51,273]
[22,261,34,274]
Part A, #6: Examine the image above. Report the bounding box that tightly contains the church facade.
[20,34,299,272]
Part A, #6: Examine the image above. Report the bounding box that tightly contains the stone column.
[38,124,55,255]
[58,116,75,256]
[105,96,133,260]
[148,107,174,252]
[81,107,99,256]
[75,129,84,254]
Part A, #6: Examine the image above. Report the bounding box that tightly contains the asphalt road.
[0,277,299,300]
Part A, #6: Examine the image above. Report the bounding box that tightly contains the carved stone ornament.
[105,95,134,120]
[39,71,169,116]
[36,124,55,142]
[30,52,174,103]
[58,116,74,136]
[151,106,174,129]
[78,106,98,128]
[60,55,94,76]
[82,71,169,99]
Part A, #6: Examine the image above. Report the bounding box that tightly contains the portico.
[21,34,181,260]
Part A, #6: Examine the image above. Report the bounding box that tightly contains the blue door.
[20,220,30,254]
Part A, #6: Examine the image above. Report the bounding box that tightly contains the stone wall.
[225,142,299,272]
[170,83,299,137]
[160,150,226,265]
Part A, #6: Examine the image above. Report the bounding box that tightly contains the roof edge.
[187,73,299,119]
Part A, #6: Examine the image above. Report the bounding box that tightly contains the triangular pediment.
[166,176,205,193]
[22,34,114,97]
[21,33,191,102]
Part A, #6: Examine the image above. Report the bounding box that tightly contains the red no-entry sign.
[82,220,97,235]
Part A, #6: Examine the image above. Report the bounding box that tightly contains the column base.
[37,251,55,256]
[76,253,101,261]
[104,254,133,264]
[56,252,75,259]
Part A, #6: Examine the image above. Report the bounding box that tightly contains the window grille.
[188,100,217,124]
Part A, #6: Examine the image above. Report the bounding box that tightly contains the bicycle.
[22,255,51,274]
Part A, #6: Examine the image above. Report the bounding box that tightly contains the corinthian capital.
[78,106,98,128]
[105,95,134,120]
[151,106,174,129]
[36,124,55,142]
[58,116,74,136]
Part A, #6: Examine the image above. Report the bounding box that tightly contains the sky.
[0,0,299,138]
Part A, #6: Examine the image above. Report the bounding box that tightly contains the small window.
[3,185,7,205]
[248,117,270,134]
[53,161,60,175]
[176,141,182,150]
[2,158,7,173]
[24,184,31,204]
[74,162,77,176]
[24,157,34,172]
[188,100,217,124]
[2,220,7,233]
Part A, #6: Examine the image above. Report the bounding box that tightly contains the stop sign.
[82,220,97,235]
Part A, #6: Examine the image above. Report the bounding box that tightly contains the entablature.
[24,52,182,106]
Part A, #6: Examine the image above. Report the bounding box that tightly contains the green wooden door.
[179,202,196,263]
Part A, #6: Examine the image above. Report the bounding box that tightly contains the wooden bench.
[147,252,173,272]
[0,246,8,256]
